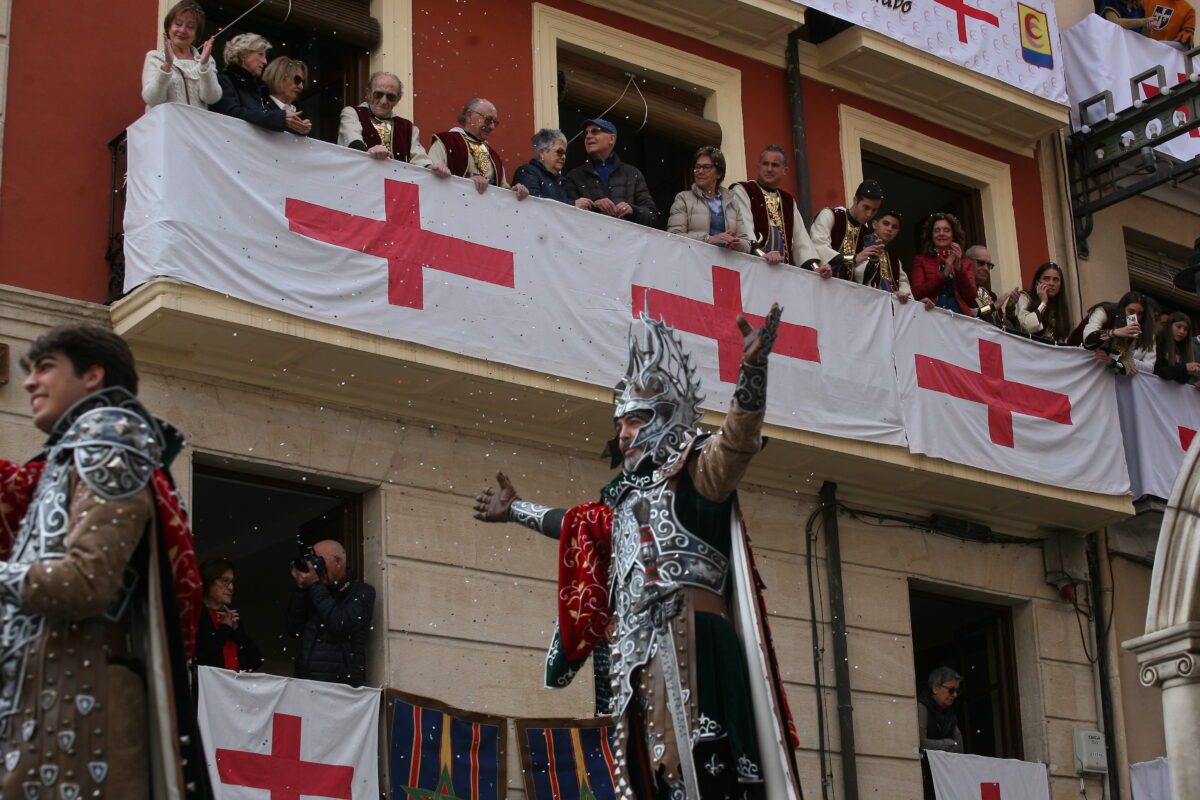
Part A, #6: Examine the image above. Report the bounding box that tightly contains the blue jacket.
[511,158,572,204]
[286,580,375,686]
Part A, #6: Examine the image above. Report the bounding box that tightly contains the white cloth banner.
[125,105,1129,493]
[1130,756,1172,800]
[892,300,1128,494]
[927,750,1049,800]
[197,667,381,799]
[794,0,1066,103]
[1116,375,1200,499]
[1062,14,1200,163]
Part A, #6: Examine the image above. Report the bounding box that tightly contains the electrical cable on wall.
[804,502,834,800]
[565,73,650,146]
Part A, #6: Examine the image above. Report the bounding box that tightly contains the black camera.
[292,542,326,579]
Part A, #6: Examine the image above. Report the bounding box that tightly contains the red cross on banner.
[934,0,1000,43]
[286,179,515,310]
[1180,426,1196,451]
[632,265,819,384]
[915,338,1072,447]
[216,712,354,800]
[981,782,1002,800]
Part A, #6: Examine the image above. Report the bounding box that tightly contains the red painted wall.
[0,1,157,303]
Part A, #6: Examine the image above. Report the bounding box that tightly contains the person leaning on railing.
[262,57,311,137]
[141,1,220,110]
[211,33,309,135]
[1153,311,1200,386]
[1080,290,1157,375]
[910,212,977,316]
[510,128,572,204]
[1011,262,1070,342]
[667,146,751,253]
[1100,0,1153,34]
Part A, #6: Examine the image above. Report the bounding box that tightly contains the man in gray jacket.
[565,119,657,226]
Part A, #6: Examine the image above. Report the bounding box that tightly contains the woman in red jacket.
[910,213,977,316]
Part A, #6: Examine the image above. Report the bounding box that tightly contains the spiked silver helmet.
[612,313,704,469]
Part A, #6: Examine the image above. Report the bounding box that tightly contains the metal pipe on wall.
[786,30,814,220]
[820,482,860,800]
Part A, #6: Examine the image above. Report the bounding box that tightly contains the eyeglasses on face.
[939,683,960,696]
[976,260,996,269]
[292,75,305,87]
[546,147,567,156]
[216,576,235,587]
[694,164,718,172]
[585,127,609,136]
[372,91,399,102]
[470,110,501,126]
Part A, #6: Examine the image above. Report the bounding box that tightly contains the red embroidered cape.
[0,460,202,659]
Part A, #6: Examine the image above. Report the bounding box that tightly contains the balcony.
[112,104,1139,536]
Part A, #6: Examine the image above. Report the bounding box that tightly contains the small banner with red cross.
[926,751,1049,799]
[514,716,619,800]
[196,667,381,799]
[386,689,507,800]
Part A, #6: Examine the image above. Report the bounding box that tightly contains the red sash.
[353,107,416,162]
[433,130,505,184]
[556,502,613,660]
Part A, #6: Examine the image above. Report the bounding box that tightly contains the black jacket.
[565,155,657,226]
[285,580,375,686]
[193,608,264,671]
[211,64,286,132]
[511,158,572,204]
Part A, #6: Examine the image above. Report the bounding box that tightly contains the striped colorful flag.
[386,690,507,800]
[515,717,618,800]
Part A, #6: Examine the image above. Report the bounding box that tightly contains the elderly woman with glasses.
[667,146,752,252]
[212,33,310,134]
[193,557,263,672]
[263,57,310,136]
[141,1,220,109]
[511,128,572,203]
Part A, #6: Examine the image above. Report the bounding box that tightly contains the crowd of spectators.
[141,2,1200,388]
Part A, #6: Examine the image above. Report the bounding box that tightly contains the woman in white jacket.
[667,147,752,253]
[141,1,220,110]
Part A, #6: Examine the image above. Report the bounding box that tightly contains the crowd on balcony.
[140,1,1200,391]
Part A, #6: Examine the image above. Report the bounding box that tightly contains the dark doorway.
[909,589,1023,760]
[862,152,985,272]
[191,464,364,677]
[557,48,717,231]
[201,5,370,143]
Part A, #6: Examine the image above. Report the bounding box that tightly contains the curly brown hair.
[918,212,966,256]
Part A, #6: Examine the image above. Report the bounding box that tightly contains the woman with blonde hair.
[212,33,310,134]
[141,1,220,109]
[263,57,310,136]
[667,146,751,252]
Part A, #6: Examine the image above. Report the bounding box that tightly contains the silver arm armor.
[510,500,566,540]
[732,361,767,414]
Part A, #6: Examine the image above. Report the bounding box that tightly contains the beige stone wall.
[1111,556,1166,765]
[0,287,1112,797]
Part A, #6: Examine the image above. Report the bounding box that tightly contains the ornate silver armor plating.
[510,500,553,533]
[607,478,728,723]
[0,393,162,737]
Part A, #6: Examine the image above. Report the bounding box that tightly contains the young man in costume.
[0,325,205,798]
[473,309,803,800]
[809,179,885,282]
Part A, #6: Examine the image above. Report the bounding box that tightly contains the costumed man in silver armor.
[473,309,803,800]
[0,325,206,799]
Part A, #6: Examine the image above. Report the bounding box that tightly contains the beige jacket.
[667,184,752,253]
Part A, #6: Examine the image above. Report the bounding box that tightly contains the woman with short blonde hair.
[211,33,311,135]
[262,58,310,136]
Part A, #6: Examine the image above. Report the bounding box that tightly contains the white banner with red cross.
[124,104,1128,494]
[793,0,1067,104]
[196,667,381,799]
[1116,374,1200,500]
[1062,14,1200,164]
[891,299,1125,494]
[926,751,1049,800]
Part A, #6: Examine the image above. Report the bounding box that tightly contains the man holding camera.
[286,540,376,686]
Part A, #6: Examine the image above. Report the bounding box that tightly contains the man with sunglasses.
[431,98,528,199]
[338,72,431,165]
[564,118,656,226]
[918,666,964,753]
